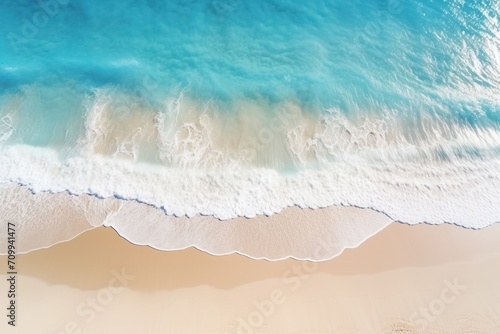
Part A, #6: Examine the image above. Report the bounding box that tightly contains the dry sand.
[1,221,500,334]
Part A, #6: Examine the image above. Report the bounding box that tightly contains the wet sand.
[1,221,500,333]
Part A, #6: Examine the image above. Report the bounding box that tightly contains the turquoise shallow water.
[0,0,499,230]
[1,0,499,151]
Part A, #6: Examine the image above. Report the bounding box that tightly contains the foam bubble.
[0,183,392,261]
[0,183,120,253]
[1,89,499,260]
[0,141,499,226]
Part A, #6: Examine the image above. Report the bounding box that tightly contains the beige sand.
[1,222,500,334]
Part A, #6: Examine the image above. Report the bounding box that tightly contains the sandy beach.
[2,1,500,333]
[1,218,499,334]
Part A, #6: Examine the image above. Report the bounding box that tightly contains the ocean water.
[0,0,499,242]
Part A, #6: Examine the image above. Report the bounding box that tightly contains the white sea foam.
[0,142,499,226]
[0,116,14,144]
[0,183,393,260]
[0,90,499,258]
[0,183,121,253]
[0,95,21,144]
